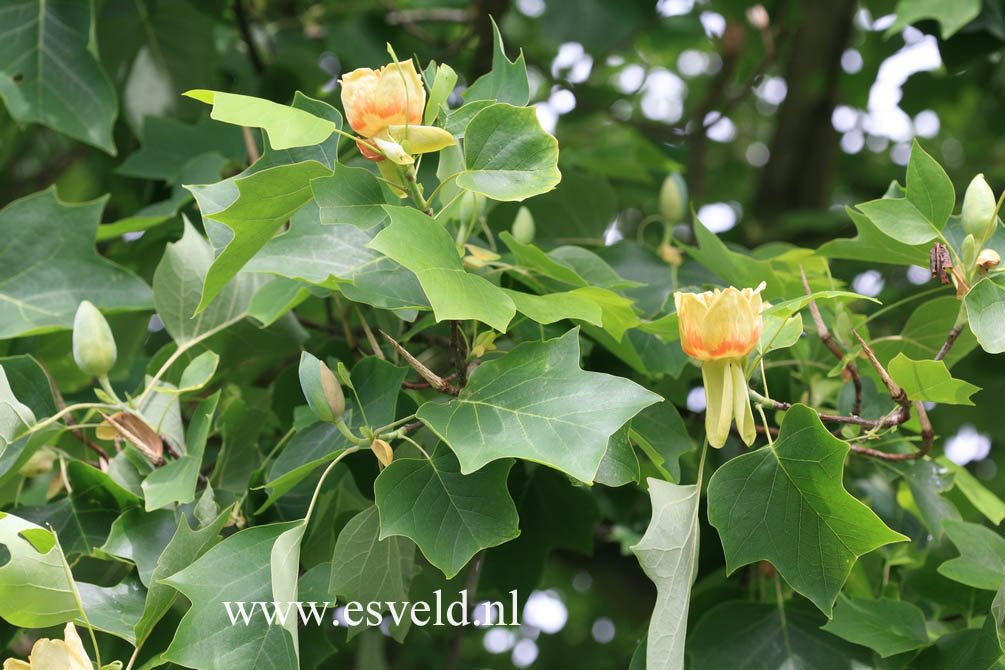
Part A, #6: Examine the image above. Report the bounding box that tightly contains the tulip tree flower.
[339,59,455,167]
[675,283,766,448]
[3,623,94,670]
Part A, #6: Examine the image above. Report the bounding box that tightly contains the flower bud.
[658,173,688,225]
[511,206,536,244]
[72,301,117,377]
[458,191,483,225]
[962,234,977,271]
[658,243,683,267]
[18,447,56,477]
[978,248,1001,273]
[299,352,345,424]
[371,438,393,467]
[962,174,997,242]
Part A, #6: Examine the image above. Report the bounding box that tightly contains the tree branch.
[934,325,963,361]
[801,266,862,415]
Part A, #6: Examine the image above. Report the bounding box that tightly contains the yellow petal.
[377,160,408,198]
[339,68,381,137]
[4,659,31,670]
[730,359,756,446]
[386,124,456,155]
[675,291,712,359]
[702,358,732,448]
[373,60,424,128]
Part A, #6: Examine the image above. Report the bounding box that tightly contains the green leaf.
[595,424,640,487]
[184,89,337,150]
[502,288,603,326]
[936,456,1005,525]
[455,104,561,201]
[688,601,872,669]
[707,404,907,614]
[0,0,117,153]
[500,231,587,287]
[966,276,1005,354]
[117,116,245,183]
[313,166,392,229]
[152,219,257,345]
[887,353,980,404]
[882,458,960,540]
[101,508,178,586]
[818,207,930,267]
[329,506,416,639]
[820,594,930,657]
[938,519,1005,590]
[374,445,519,578]
[0,362,36,447]
[423,62,458,125]
[687,219,784,298]
[247,202,427,312]
[0,512,78,627]
[872,295,977,369]
[186,93,342,312]
[162,522,300,670]
[912,615,1002,670]
[142,392,220,511]
[0,189,153,338]
[629,400,693,483]
[856,143,953,245]
[632,479,701,670]
[133,505,230,645]
[76,575,146,644]
[418,329,661,482]
[190,160,333,314]
[368,205,516,331]
[887,0,982,39]
[247,277,312,327]
[463,17,530,106]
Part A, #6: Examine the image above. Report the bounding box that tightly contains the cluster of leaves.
[2,1,1005,669]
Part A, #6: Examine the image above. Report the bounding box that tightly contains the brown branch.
[402,373,457,390]
[39,360,109,462]
[759,396,905,428]
[379,330,459,395]
[801,266,862,416]
[852,330,910,409]
[233,0,264,74]
[934,325,963,361]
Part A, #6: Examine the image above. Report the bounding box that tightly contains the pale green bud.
[72,301,117,377]
[511,206,535,244]
[962,174,996,242]
[658,173,688,225]
[962,234,977,270]
[299,352,345,423]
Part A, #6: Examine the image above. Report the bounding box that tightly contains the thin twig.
[354,306,385,360]
[39,361,109,462]
[913,400,934,457]
[379,330,459,395]
[241,126,260,164]
[402,373,457,390]
[333,294,357,351]
[852,331,910,409]
[801,266,862,416]
[934,325,963,361]
[233,0,264,74]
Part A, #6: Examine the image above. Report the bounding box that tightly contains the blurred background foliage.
[2,0,1005,667]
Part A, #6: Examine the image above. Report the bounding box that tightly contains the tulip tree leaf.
[819,208,931,267]
[463,18,530,106]
[820,594,930,657]
[632,479,701,670]
[162,521,301,670]
[312,166,392,229]
[629,400,693,483]
[0,0,118,153]
[938,519,1005,590]
[887,353,981,405]
[0,512,78,627]
[936,456,1005,525]
[707,404,908,615]
[887,0,982,39]
[368,205,516,330]
[374,445,519,578]
[855,141,953,245]
[186,93,342,313]
[966,276,1005,354]
[455,104,561,201]
[184,90,337,150]
[688,601,872,669]
[0,189,153,339]
[142,393,220,511]
[502,288,603,326]
[417,329,662,482]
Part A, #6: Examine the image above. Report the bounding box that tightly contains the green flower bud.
[511,206,535,244]
[299,352,345,423]
[458,191,484,225]
[658,172,688,225]
[72,301,117,377]
[962,233,977,271]
[962,174,996,242]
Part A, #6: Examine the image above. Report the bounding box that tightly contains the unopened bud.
[978,248,1001,272]
[72,301,117,377]
[658,243,683,267]
[299,352,345,424]
[962,174,997,242]
[371,438,393,467]
[962,234,977,271]
[511,206,535,244]
[458,191,484,225]
[658,173,688,225]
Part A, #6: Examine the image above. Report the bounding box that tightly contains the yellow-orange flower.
[674,283,765,449]
[674,284,764,360]
[3,623,94,670]
[339,60,454,165]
